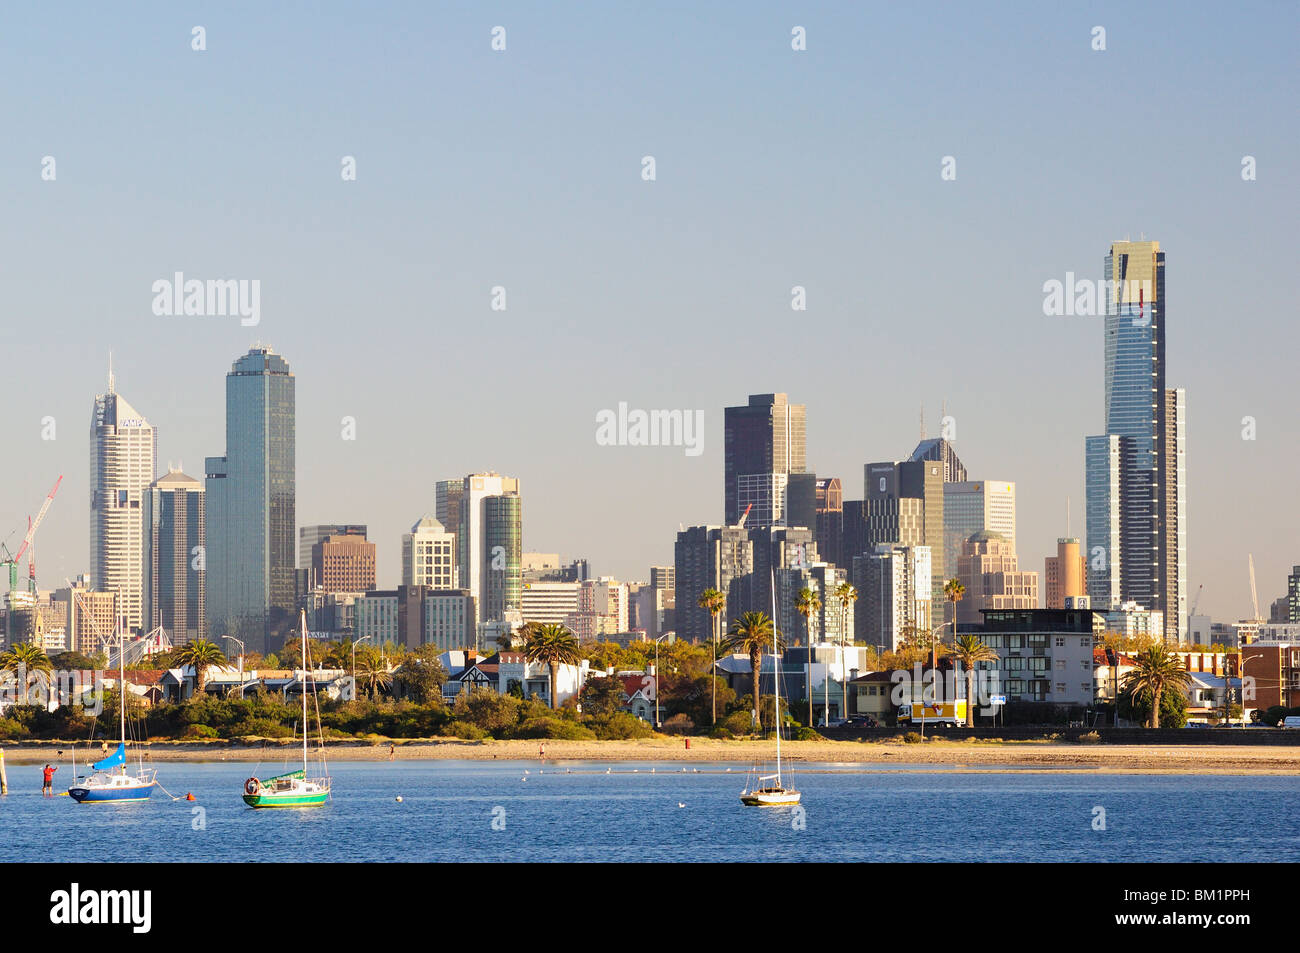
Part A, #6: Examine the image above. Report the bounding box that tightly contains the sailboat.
[242,611,331,808]
[68,621,158,803]
[740,571,801,807]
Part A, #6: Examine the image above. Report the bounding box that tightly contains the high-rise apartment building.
[435,480,465,567]
[457,473,522,625]
[567,577,629,640]
[1289,566,1300,623]
[402,517,457,589]
[143,468,206,643]
[520,581,581,626]
[90,369,156,633]
[724,393,806,528]
[1045,537,1087,609]
[673,525,754,643]
[1084,240,1186,642]
[814,478,844,567]
[943,480,1016,576]
[852,544,932,651]
[205,347,296,652]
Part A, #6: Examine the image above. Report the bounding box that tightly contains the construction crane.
[1248,553,1261,621]
[3,475,63,593]
[1190,583,1203,619]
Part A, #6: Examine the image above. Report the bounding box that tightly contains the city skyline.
[1,3,1295,623]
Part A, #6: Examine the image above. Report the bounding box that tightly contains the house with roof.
[617,672,656,721]
[443,657,498,703]
[1093,647,1136,707]
[495,653,590,707]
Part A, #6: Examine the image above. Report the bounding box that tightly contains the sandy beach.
[4,738,1300,773]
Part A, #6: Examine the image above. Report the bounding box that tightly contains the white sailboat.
[741,571,800,807]
[68,619,158,803]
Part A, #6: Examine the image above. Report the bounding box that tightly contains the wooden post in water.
[0,749,8,794]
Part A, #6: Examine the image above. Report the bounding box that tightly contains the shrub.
[901,731,922,744]
[719,710,755,737]
[181,724,219,740]
[510,717,596,740]
[1078,730,1101,743]
[660,713,695,736]
[589,712,654,740]
[445,722,487,740]
[236,718,294,739]
[0,717,29,739]
[792,726,820,741]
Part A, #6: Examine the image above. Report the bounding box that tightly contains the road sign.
[990,695,1007,705]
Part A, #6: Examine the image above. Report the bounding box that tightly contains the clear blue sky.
[1,1,1295,622]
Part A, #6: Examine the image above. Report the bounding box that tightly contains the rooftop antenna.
[107,352,115,394]
[919,404,926,441]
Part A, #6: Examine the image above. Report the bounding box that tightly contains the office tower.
[649,566,675,592]
[943,480,1016,576]
[435,479,465,566]
[910,437,968,483]
[458,473,522,625]
[842,500,868,568]
[865,459,945,606]
[724,393,806,528]
[953,531,1039,624]
[852,544,931,651]
[64,578,118,655]
[521,581,581,626]
[776,562,852,646]
[674,525,754,643]
[143,468,206,643]
[89,368,156,633]
[311,534,376,594]
[402,517,458,589]
[786,471,818,531]
[1045,538,1087,609]
[298,525,367,572]
[205,346,296,652]
[814,478,844,567]
[1085,240,1186,642]
[1290,567,1300,623]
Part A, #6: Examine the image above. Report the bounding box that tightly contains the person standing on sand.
[101,740,108,757]
[42,764,57,796]
[388,744,395,761]
[539,743,545,761]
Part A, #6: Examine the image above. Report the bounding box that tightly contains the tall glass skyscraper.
[724,393,806,528]
[1086,241,1186,641]
[204,347,296,652]
[457,473,521,626]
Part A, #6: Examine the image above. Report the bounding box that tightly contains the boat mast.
[301,611,309,776]
[118,617,126,776]
[771,569,780,783]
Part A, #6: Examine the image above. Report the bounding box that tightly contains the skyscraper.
[724,393,806,528]
[865,459,945,606]
[143,468,205,643]
[953,531,1038,624]
[1289,566,1300,623]
[943,480,1016,576]
[1085,240,1187,641]
[457,473,522,625]
[814,477,843,567]
[673,525,753,643]
[311,534,376,594]
[402,517,458,589]
[435,479,466,567]
[298,524,367,572]
[205,346,296,652]
[852,544,932,651]
[90,368,156,633]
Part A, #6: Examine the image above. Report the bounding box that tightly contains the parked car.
[846,715,878,728]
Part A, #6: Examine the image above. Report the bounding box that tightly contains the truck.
[897,701,967,727]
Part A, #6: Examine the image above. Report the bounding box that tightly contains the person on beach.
[539,743,545,760]
[101,740,108,757]
[42,764,56,796]
[388,744,395,761]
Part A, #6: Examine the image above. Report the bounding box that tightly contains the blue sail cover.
[93,742,125,770]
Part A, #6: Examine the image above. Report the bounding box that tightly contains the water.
[2,760,1295,862]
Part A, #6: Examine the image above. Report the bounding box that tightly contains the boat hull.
[242,790,330,808]
[69,783,156,803]
[740,789,801,807]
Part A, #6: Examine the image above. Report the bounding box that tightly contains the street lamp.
[653,633,670,729]
[223,636,246,700]
[351,635,373,702]
[920,621,953,741]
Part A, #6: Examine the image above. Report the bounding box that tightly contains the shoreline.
[3,738,1300,774]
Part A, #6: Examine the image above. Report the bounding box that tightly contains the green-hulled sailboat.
[242,611,331,809]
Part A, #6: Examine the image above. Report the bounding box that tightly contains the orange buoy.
[185,793,196,801]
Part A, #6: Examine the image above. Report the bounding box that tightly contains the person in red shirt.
[42,764,56,797]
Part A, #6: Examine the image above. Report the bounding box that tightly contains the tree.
[173,638,226,697]
[1119,681,1189,729]
[580,675,625,719]
[392,644,448,704]
[1121,644,1192,729]
[942,578,965,665]
[0,642,53,705]
[795,586,822,725]
[697,587,726,725]
[950,634,998,726]
[834,582,858,719]
[722,611,783,730]
[523,623,581,710]
[355,654,393,700]
[454,687,520,736]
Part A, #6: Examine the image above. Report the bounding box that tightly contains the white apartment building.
[520,581,580,625]
[402,516,458,588]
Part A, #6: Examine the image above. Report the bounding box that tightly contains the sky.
[0,1,1296,622]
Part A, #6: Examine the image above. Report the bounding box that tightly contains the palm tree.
[173,638,226,698]
[722,611,784,731]
[950,634,998,726]
[522,623,580,709]
[1122,644,1192,728]
[697,588,726,725]
[795,587,822,726]
[0,642,53,705]
[834,582,858,720]
[355,654,393,700]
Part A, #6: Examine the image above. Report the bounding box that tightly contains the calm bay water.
[1,760,1295,862]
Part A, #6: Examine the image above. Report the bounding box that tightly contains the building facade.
[90,371,156,633]
[205,347,296,652]
[852,544,931,651]
[402,517,457,589]
[311,534,376,594]
[1045,537,1087,609]
[143,468,206,643]
[954,531,1039,625]
[943,480,1016,576]
[457,473,522,626]
[724,393,806,528]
